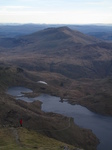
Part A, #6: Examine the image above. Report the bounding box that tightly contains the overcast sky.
[0,0,112,24]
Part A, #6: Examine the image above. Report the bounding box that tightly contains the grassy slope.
[0,127,78,150]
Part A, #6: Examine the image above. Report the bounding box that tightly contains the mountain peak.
[37,26,72,36]
[54,26,72,32]
[0,26,101,50]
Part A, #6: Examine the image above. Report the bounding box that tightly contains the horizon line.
[0,22,112,26]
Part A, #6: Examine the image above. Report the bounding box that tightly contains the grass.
[0,127,19,150]
[0,127,77,150]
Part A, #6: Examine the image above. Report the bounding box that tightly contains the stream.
[7,86,112,150]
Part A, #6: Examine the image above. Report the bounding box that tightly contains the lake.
[7,87,112,150]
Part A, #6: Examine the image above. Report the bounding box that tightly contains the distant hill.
[0,37,21,48]
[0,26,112,79]
[0,26,101,50]
[16,26,101,54]
[69,25,112,41]
[0,24,112,41]
[87,32,112,41]
[21,26,100,44]
[0,24,50,37]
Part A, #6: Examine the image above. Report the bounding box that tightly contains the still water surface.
[7,87,112,150]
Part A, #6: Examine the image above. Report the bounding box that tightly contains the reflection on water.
[7,87,112,150]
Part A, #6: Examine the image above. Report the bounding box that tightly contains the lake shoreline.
[6,86,100,150]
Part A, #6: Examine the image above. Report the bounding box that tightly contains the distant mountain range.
[0,24,112,41]
[0,26,112,79]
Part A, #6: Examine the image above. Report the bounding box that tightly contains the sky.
[0,0,112,24]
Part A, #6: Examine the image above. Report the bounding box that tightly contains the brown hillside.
[0,27,112,79]
[21,26,100,44]
[16,26,101,54]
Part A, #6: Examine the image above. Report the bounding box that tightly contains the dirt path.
[10,127,21,146]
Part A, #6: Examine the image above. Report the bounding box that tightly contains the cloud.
[0,5,29,9]
[87,0,111,5]
[0,5,32,13]
[0,8,111,24]
[0,0,112,24]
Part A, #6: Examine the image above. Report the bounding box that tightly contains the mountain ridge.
[0,26,112,79]
[20,26,101,46]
